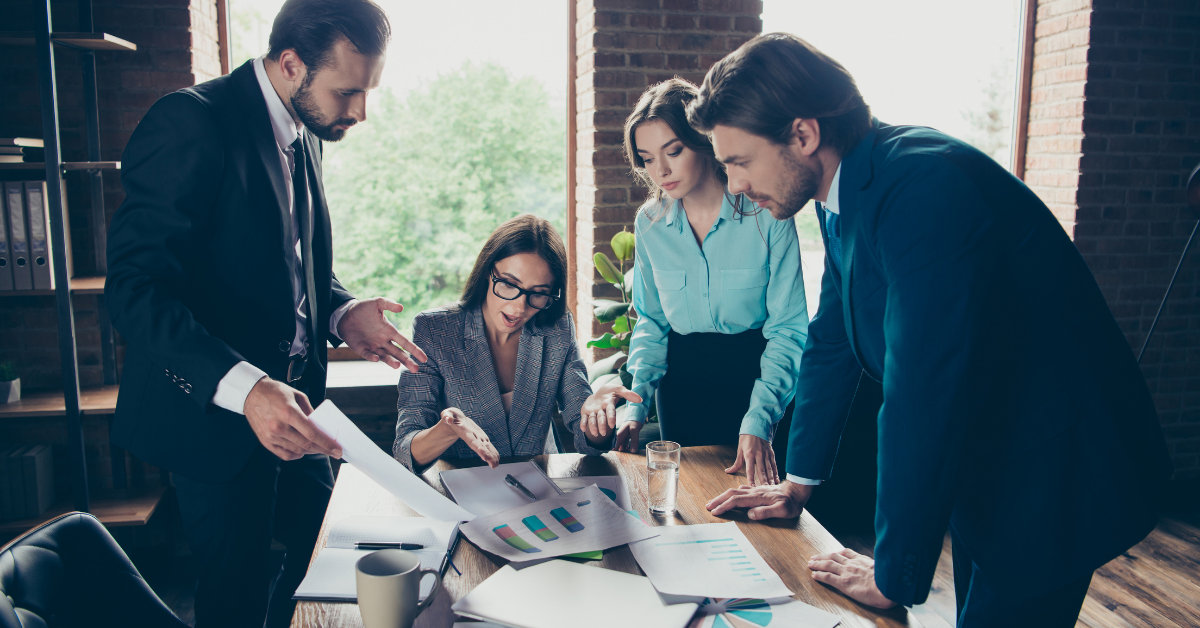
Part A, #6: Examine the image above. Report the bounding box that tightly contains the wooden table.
[291,447,921,628]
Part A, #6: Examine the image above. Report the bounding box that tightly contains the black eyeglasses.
[491,273,560,310]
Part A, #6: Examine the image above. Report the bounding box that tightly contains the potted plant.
[0,361,18,404]
[587,230,656,424]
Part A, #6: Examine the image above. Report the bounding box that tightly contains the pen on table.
[354,542,425,550]
[504,474,538,500]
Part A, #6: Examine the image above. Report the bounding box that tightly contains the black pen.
[354,542,425,550]
[505,474,538,500]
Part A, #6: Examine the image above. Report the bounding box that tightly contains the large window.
[230,1,568,333]
[763,0,1022,309]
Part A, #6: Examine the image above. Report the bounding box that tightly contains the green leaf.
[588,351,626,383]
[611,315,629,334]
[594,301,629,323]
[594,253,622,284]
[611,231,635,261]
[586,333,617,349]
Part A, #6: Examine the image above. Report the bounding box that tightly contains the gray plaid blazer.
[394,304,606,470]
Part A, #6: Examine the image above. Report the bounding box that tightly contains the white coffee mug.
[355,549,441,628]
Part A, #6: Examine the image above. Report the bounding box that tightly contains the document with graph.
[629,522,792,599]
[459,485,658,561]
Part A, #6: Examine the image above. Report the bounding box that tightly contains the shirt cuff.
[211,361,268,415]
[787,474,823,486]
[329,299,357,339]
[621,403,648,424]
[738,415,774,442]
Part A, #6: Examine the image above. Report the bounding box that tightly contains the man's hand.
[244,378,343,461]
[440,408,500,468]
[725,433,779,486]
[808,548,898,609]
[706,480,813,520]
[580,384,642,443]
[612,420,643,453]
[337,298,429,372]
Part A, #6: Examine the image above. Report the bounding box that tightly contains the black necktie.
[291,136,319,350]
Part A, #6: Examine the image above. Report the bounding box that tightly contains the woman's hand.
[439,407,499,468]
[580,384,643,443]
[725,433,779,486]
[612,419,644,453]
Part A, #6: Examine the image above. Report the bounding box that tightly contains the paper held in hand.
[459,485,657,561]
[308,400,475,522]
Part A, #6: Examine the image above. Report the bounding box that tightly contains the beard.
[748,146,822,221]
[291,77,357,142]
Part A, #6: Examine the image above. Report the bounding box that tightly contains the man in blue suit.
[698,34,1172,626]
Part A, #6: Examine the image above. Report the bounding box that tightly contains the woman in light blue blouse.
[613,79,810,486]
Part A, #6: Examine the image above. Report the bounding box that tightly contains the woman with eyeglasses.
[394,214,641,471]
[615,79,810,486]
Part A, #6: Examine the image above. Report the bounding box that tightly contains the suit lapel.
[837,120,881,371]
[231,61,295,275]
[464,308,513,455]
[508,329,543,448]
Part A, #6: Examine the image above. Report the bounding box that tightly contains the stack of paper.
[629,522,792,599]
[451,560,698,628]
[459,485,658,561]
[439,461,563,516]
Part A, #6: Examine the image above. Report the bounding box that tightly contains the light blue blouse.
[625,193,810,441]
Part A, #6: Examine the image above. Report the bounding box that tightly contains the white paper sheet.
[459,485,658,561]
[629,522,792,599]
[451,562,698,628]
[553,475,632,511]
[691,597,841,628]
[439,461,563,516]
[309,401,475,522]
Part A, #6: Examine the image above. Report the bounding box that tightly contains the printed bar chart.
[521,515,559,542]
[492,524,541,553]
[550,507,585,533]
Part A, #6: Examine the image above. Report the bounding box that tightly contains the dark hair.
[267,0,391,76]
[461,214,568,328]
[687,33,872,158]
[624,78,728,208]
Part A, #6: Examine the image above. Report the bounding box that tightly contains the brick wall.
[0,0,222,491]
[1022,0,1200,482]
[573,0,763,354]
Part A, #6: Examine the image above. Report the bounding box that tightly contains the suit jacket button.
[182,383,193,394]
[164,368,171,377]
[279,341,291,352]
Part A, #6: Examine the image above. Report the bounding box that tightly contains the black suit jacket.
[788,121,1172,605]
[106,60,353,483]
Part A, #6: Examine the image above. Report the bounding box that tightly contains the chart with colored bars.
[654,537,768,583]
[521,515,560,542]
[550,505,586,532]
[492,524,541,554]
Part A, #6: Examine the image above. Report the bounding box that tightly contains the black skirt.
[655,327,792,448]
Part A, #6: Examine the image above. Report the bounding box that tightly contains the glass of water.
[647,440,681,515]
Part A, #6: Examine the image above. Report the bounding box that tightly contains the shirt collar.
[253,55,302,151]
[662,193,738,231]
[823,161,843,215]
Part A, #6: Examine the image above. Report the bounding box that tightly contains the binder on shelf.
[4,182,31,290]
[6,446,28,519]
[0,445,19,519]
[24,182,52,290]
[0,138,43,148]
[19,445,54,518]
[0,184,13,290]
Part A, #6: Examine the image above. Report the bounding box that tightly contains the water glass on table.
[647,440,681,515]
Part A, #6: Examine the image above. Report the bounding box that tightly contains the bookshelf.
[0,1,164,532]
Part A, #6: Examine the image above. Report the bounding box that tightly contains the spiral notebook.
[293,516,459,602]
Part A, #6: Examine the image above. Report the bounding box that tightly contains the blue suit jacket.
[788,121,1172,605]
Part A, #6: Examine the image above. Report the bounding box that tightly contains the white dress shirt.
[210,56,355,414]
[786,160,841,487]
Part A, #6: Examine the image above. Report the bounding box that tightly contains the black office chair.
[0,512,186,628]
